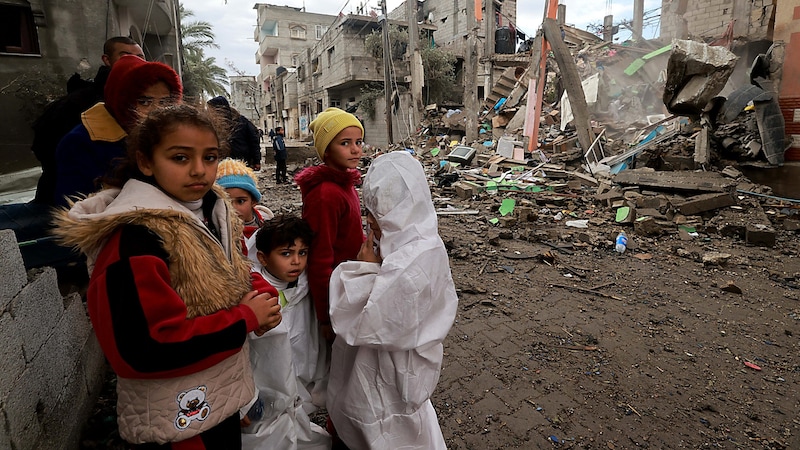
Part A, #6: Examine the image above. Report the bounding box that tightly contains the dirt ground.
[80,158,800,449]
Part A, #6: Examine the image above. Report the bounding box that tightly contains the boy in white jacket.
[243,215,330,450]
[328,151,459,450]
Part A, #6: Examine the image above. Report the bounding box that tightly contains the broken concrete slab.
[663,40,737,116]
[694,125,710,165]
[675,192,737,215]
[613,169,737,193]
[702,251,731,266]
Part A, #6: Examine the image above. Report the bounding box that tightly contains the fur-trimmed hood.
[53,180,250,317]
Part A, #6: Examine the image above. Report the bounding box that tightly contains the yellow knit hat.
[215,158,261,201]
[308,107,364,160]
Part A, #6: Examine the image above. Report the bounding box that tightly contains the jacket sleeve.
[251,271,280,298]
[329,243,458,352]
[302,186,345,326]
[88,224,261,379]
[53,127,98,206]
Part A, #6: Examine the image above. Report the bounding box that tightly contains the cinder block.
[0,229,26,310]
[60,294,91,362]
[634,216,663,236]
[31,328,73,410]
[0,406,12,449]
[5,367,44,450]
[35,357,92,450]
[79,331,107,396]
[0,312,26,399]
[746,224,776,248]
[12,267,64,361]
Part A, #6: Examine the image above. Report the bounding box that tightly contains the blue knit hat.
[216,158,261,202]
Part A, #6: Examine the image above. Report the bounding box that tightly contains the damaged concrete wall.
[660,0,775,42]
[0,230,106,449]
[774,1,800,160]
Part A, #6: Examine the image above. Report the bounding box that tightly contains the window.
[331,99,341,108]
[327,47,335,68]
[315,25,329,40]
[0,5,40,55]
[311,58,319,74]
[262,20,278,37]
[290,25,307,39]
[291,54,299,66]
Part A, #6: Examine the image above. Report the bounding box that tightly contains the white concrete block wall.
[0,230,106,450]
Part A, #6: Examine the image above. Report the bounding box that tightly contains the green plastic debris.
[431,148,440,157]
[499,198,516,216]
[615,206,630,222]
[489,217,499,225]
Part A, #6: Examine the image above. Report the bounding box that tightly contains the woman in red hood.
[53,55,182,206]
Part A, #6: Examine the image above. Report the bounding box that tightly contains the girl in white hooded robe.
[327,151,459,450]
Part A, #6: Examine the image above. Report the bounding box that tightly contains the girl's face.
[324,126,363,171]
[137,124,220,202]
[226,187,256,222]
[257,238,309,283]
[135,81,176,120]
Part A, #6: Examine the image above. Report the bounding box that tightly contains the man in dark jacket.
[30,37,144,205]
[273,126,288,184]
[207,96,262,171]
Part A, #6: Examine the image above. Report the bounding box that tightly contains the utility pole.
[380,0,394,144]
[483,0,495,92]
[632,0,644,41]
[464,0,479,142]
[407,0,422,128]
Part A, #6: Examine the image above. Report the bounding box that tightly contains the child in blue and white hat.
[216,158,273,254]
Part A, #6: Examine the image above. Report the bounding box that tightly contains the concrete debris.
[662,40,737,116]
[360,27,797,257]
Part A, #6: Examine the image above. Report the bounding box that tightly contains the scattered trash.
[615,232,628,253]
[744,361,762,371]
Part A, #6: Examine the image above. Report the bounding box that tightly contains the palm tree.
[180,4,228,102]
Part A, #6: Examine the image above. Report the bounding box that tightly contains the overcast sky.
[186,0,662,77]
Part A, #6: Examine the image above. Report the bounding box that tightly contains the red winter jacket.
[295,165,365,326]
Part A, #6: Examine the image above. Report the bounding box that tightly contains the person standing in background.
[31,36,144,205]
[207,96,262,171]
[273,126,288,184]
[53,55,181,206]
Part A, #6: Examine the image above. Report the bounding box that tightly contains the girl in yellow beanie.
[295,108,366,344]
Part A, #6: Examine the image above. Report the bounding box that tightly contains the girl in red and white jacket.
[54,104,282,447]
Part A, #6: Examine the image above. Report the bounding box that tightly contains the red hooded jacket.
[295,165,365,326]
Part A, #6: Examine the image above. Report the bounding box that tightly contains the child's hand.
[241,290,282,332]
[358,229,382,263]
[320,324,335,343]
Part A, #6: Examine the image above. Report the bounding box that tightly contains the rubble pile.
[365,31,798,260]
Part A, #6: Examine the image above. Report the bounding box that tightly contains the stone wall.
[0,230,106,450]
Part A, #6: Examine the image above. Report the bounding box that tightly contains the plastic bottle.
[615,231,627,254]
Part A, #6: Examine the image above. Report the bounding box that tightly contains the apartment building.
[230,75,262,126]
[253,4,337,136]
[254,0,520,146]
